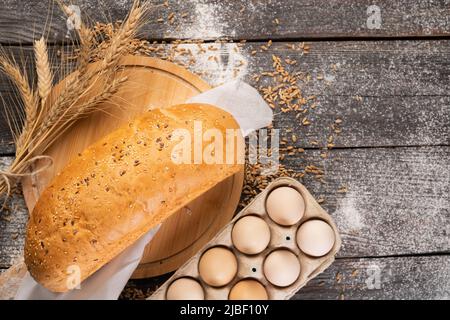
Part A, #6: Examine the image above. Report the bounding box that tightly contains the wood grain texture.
[120,255,450,300]
[2,146,449,268]
[1,40,449,154]
[0,1,449,299]
[289,146,450,258]
[0,157,27,268]
[0,0,449,44]
[295,255,450,300]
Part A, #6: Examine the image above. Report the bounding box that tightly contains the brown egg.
[231,215,271,255]
[263,249,300,287]
[166,277,205,300]
[229,279,269,300]
[198,247,238,287]
[296,220,335,257]
[266,187,305,226]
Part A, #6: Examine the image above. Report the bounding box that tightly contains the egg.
[228,279,268,300]
[198,247,238,287]
[166,277,205,300]
[231,215,271,255]
[263,249,300,287]
[296,219,335,257]
[266,187,305,226]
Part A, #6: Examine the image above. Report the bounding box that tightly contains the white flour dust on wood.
[161,0,248,86]
[331,147,450,256]
[334,191,364,234]
[170,0,235,39]
[173,43,249,87]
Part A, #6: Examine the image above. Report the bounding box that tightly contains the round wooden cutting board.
[21,55,244,279]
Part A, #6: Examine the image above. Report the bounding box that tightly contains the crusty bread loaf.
[24,103,243,292]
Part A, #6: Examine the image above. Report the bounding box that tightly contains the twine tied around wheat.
[0,155,54,208]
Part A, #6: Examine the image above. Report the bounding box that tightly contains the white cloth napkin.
[188,80,273,136]
[15,80,273,300]
[15,226,160,300]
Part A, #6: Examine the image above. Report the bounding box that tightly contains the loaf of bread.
[24,103,243,292]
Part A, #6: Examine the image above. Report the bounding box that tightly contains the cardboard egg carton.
[149,177,341,300]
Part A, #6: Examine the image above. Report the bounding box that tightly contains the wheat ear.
[77,25,93,72]
[41,76,128,150]
[46,1,145,117]
[0,56,38,151]
[38,0,147,140]
[101,0,147,70]
[34,37,53,107]
[0,57,38,123]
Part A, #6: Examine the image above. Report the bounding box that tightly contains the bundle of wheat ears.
[0,0,149,207]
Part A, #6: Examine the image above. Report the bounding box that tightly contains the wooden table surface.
[0,0,449,299]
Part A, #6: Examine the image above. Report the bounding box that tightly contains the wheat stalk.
[0,0,148,205]
[40,76,128,150]
[77,25,93,72]
[0,56,39,151]
[47,0,146,118]
[101,1,146,70]
[0,58,38,124]
[76,76,127,115]
[30,0,148,155]
[34,37,53,107]
[60,3,93,73]
[38,0,147,136]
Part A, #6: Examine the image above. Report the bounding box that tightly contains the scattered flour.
[334,189,364,234]
[176,42,249,87]
[324,73,336,82]
[170,0,234,39]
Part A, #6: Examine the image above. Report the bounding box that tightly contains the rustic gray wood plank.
[3,255,447,300]
[119,255,450,300]
[245,40,450,97]
[290,146,450,258]
[1,40,449,154]
[0,0,449,44]
[0,140,14,155]
[1,146,448,268]
[273,95,450,148]
[0,157,27,269]
[293,255,450,299]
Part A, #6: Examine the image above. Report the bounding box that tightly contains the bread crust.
[24,103,243,292]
